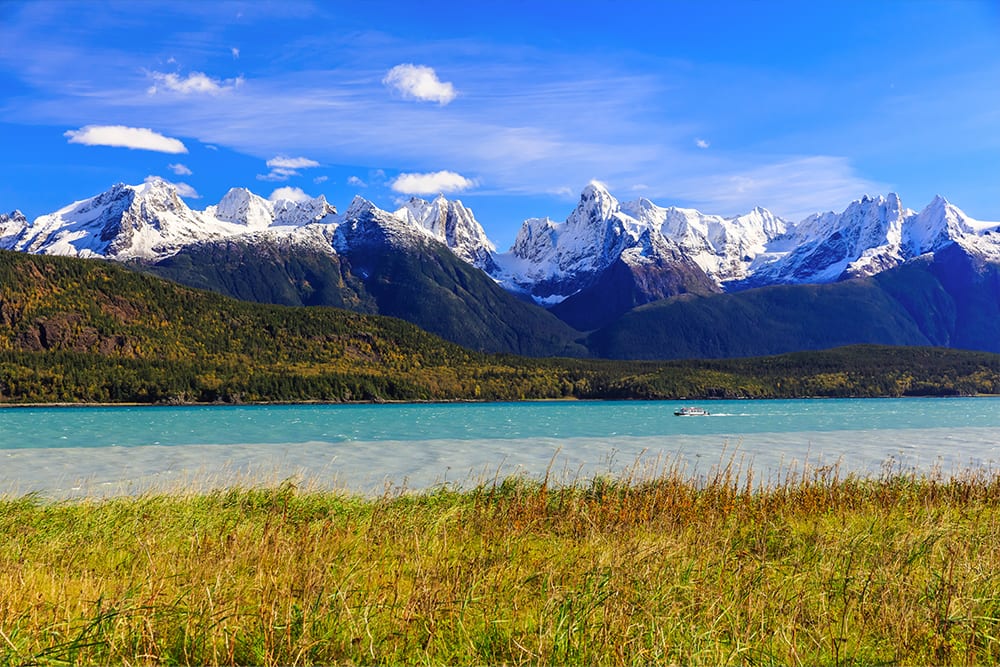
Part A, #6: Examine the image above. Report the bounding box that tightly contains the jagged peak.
[213,187,273,228]
[219,186,255,200]
[581,180,612,197]
[135,179,189,210]
[344,195,382,220]
[925,194,953,210]
[569,181,620,228]
[1,209,27,223]
[139,176,173,192]
[578,181,617,207]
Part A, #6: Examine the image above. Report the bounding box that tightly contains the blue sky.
[1,0,998,247]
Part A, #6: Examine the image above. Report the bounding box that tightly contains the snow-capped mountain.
[5,179,999,313]
[394,195,497,271]
[0,210,28,247]
[333,195,436,253]
[492,181,786,304]
[0,180,494,265]
[0,180,341,261]
[744,193,1000,286]
[620,198,787,282]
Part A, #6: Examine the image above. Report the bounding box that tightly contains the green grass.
[2,467,1000,665]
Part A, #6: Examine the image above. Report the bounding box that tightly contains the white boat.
[674,406,709,416]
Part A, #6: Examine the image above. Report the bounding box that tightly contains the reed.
[2,462,1000,665]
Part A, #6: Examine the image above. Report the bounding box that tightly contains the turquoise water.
[3,398,1000,497]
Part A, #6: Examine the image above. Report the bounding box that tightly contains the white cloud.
[173,182,200,199]
[65,125,187,153]
[257,169,297,182]
[145,175,200,198]
[231,47,240,59]
[269,186,311,202]
[258,156,320,182]
[313,175,328,184]
[266,156,320,169]
[383,64,456,105]
[168,162,192,176]
[347,175,366,187]
[391,170,475,195]
[147,71,244,95]
[696,138,710,149]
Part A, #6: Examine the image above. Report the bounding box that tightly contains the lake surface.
[3,398,1000,498]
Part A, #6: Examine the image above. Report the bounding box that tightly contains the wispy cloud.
[168,162,192,175]
[257,169,297,182]
[383,64,456,105]
[267,156,320,169]
[391,171,475,195]
[65,125,187,153]
[348,175,367,187]
[695,138,710,149]
[231,47,240,59]
[675,156,888,222]
[257,155,320,182]
[147,71,244,95]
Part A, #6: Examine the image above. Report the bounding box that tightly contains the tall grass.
[2,462,1000,665]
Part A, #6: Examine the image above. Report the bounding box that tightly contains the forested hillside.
[143,236,586,357]
[0,251,998,403]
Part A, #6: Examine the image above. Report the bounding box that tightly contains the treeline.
[0,251,998,404]
[2,345,999,404]
[602,346,1000,399]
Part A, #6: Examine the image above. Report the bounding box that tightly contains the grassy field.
[2,464,1000,665]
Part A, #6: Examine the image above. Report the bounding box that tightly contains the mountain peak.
[0,210,27,224]
[139,176,173,192]
[571,182,619,227]
[344,195,378,219]
[213,187,273,229]
[393,194,497,269]
[581,180,612,197]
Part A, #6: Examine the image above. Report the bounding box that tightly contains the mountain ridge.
[5,180,998,297]
[4,180,1000,359]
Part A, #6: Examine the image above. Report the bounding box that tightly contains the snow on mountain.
[5,179,998,307]
[0,181,497,267]
[746,193,1000,285]
[205,187,338,231]
[0,210,28,247]
[207,188,274,230]
[272,194,338,227]
[494,181,786,303]
[394,195,497,270]
[620,198,787,282]
[4,180,243,259]
[907,195,1000,259]
[331,194,464,257]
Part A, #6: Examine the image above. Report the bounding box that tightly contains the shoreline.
[1,392,997,409]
